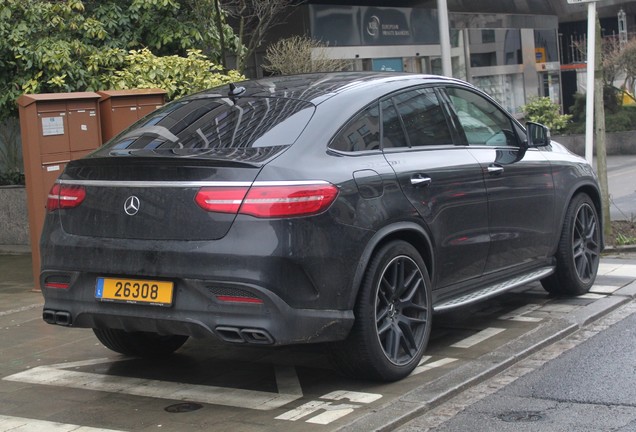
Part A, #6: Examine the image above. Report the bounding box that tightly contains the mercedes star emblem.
[124,196,140,216]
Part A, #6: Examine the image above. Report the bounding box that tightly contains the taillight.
[194,186,249,214]
[47,184,86,211]
[195,183,339,218]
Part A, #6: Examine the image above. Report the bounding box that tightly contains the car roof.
[191,72,469,105]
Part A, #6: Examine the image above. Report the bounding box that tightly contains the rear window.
[95,96,315,160]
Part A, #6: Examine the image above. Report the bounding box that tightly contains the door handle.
[410,175,432,186]
[487,165,504,176]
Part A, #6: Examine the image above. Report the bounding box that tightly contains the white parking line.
[590,285,622,294]
[0,415,125,432]
[451,327,506,349]
[577,293,607,299]
[411,357,458,376]
[598,263,636,277]
[0,304,43,317]
[275,390,382,425]
[3,358,303,411]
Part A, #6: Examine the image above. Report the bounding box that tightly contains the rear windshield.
[94,96,315,161]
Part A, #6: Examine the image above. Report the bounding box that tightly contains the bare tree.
[572,36,622,87]
[220,0,299,73]
[263,36,350,75]
[619,38,636,94]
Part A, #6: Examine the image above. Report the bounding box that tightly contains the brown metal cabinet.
[98,89,166,142]
[17,92,102,290]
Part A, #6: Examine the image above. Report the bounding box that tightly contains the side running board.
[433,266,554,312]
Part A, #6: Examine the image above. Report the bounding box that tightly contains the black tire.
[93,328,188,357]
[541,193,601,295]
[332,240,432,381]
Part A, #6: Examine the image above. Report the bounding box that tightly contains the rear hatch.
[52,94,315,241]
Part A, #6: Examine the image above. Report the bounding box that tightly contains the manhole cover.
[498,411,544,423]
[164,402,203,413]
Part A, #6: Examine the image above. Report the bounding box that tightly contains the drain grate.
[498,411,544,423]
[164,402,203,413]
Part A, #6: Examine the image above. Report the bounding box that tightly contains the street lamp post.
[437,0,452,77]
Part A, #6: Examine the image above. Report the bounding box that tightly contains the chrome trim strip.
[57,179,331,188]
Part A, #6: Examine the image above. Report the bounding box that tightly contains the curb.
[0,245,31,255]
[604,245,636,254]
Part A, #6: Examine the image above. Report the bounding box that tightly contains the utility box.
[98,89,166,142]
[17,92,102,290]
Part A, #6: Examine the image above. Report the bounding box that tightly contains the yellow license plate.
[95,277,173,306]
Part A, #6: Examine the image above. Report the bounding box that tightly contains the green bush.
[105,48,245,101]
[0,118,24,185]
[521,97,572,134]
[0,169,25,186]
[566,91,636,134]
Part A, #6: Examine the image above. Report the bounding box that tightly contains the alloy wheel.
[572,203,600,283]
[375,255,429,366]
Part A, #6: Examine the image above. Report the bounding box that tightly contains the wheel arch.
[554,182,605,253]
[346,222,434,310]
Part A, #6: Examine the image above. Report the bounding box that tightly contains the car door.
[442,85,556,275]
[380,86,490,289]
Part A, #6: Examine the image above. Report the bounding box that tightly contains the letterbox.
[98,89,166,142]
[17,92,102,290]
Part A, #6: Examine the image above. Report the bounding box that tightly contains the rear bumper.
[41,270,354,345]
[39,210,371,345]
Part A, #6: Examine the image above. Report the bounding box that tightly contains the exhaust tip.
[43,310,72,326]
[215,326,245,343]
[240,328,274,345]
[55,311,72,326]
[43,309,56,324]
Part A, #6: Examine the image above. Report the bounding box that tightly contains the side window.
[446,87,518,147]
[381,99,408,148]
[381,88,453,149]
[329,104,380,152]
[393,88,453,147]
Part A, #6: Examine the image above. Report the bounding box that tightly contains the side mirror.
[525,122,551,147]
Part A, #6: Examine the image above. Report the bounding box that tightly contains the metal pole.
[437,0,452,77]
[584,1,596,165]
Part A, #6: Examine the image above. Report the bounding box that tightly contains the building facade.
[260,0,635,117]
[290,4,561,116]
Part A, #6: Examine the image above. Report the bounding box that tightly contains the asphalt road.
[604,155,636,221]
[398,296,636,432]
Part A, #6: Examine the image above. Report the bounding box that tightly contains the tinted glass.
[381,100,408,149]
[330,104,381,152]
[446,87,517,147]
[391,88,452,147]
[96,97,315,159]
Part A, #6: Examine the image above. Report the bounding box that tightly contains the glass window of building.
[469,29,523,67]
[534,29,559,63]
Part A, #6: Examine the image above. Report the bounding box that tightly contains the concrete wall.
[552,131,636,156]
[0,186,30,246]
